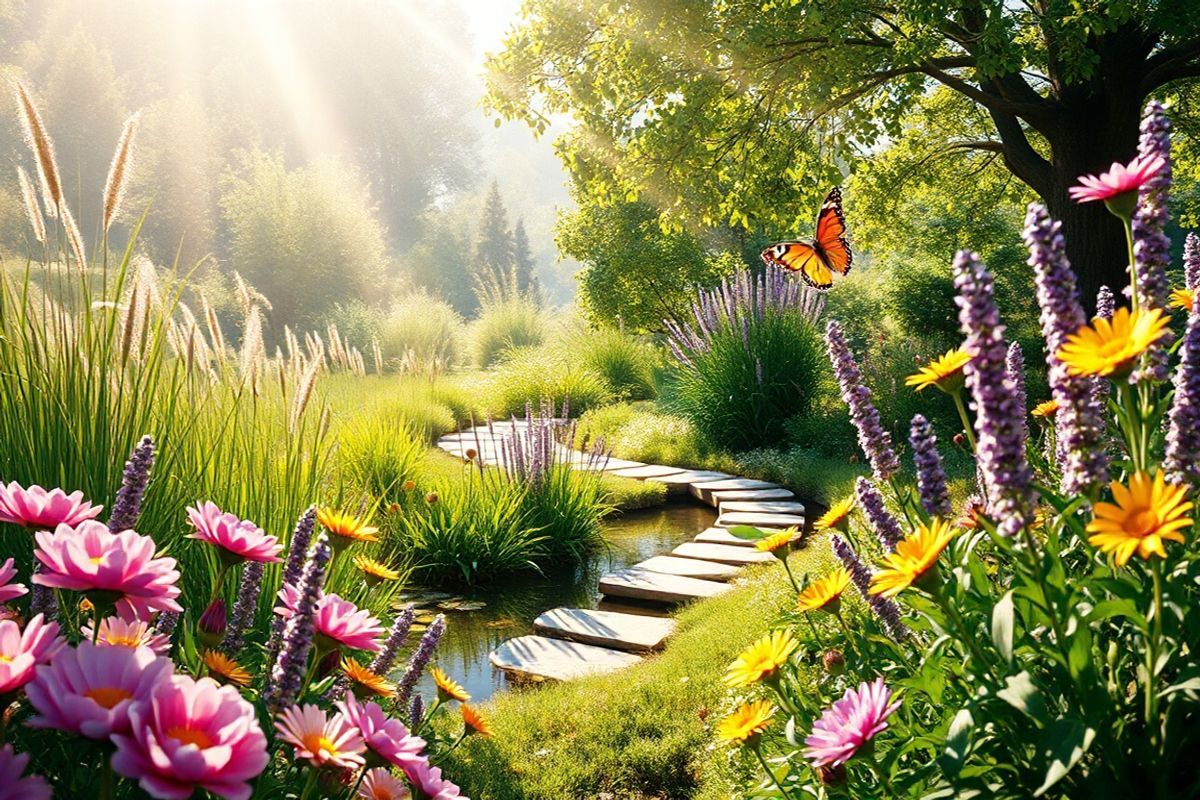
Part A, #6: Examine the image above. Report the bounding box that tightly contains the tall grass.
[480,346,614,418]
[379,289,465,375]
[573,325,660,400]
[470,294,544,367]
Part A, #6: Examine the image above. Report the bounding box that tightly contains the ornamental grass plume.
[15,166,45,245]
[0,483,102,529]
[395,613,446,712]
[954,249,1034,537]
[830,535,908,641]
[102,111,138,234]
[222,560,264,653]
[1165,307,1200,484]
[108,435,155,532]
[12,81,62,214]
[1024,202,1112,496]
[909,416,951,518]
[855,477,904,550]
[1132,100,1173,380]
[265,536,330,712]
[825,320,900,482]
[803,677,900,768]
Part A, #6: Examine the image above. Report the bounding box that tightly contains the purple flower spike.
[954,249,1033,537]
[265,534,330,712]
[409,693,425,729]
[1006,343,1029,444]
[1185,233,1200,293]
[370,604,416,676]
[1165,307,1200,484]
[909,415,951,518]
[28,562,58,621]
[825,319,900,483]
[1023,205,1109,496]
[222,561,264,654]
[855,477,903,551]
[265,506,317,668]
[830,535,907,642]
[108,435,155,532]
[1133,100,1173,381]
[1095,285,1115,321]
[395,614,446,713]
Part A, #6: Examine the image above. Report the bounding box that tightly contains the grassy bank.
[442,543,834,799]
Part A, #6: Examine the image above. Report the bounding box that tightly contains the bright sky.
[455,0,523,59]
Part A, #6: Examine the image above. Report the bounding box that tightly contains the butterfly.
[759,187,853,290]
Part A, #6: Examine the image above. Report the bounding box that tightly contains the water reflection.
[398,501,718,704]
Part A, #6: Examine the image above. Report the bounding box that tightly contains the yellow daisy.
[716,700,775,746]
[342,657,396,697]
[1086,470,1192,567]
[870,518,957,598]
[461,704,492,737]
[1057,306,1170,379]
[203,650,251,687]
[796,568,851,613]
[814,496,855,533]
[353,555,401,585]
[1031,399,1059,419]
[317,508,379,547]
[905,347,971,394]
[1169,288,1195,313]
[431,666,470,702]
[755,529,799,557]
[723,630,797,687]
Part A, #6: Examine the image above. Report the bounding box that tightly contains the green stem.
[780,557,801,594]
[1146,559,1165,749]
[1124,218,1138,311]
[98,759,114,800]
[416,696,444,737]
[298,768,318,800]
[92,606,103,645]
[952,391,977,452]
[833,608,862,661]
[349,766,368,798]
[753,744,795,800]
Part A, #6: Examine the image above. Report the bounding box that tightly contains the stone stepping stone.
[694,527,763,547]
[596,597,675,618]
[710,487,795,505]
[599,568,730,604]
[717,511,805,529]
[719,500,806,515]
[671,541,775,566]
[608,464,685,480]
[689,478,780,502]
[646,470,733,494]
[533,607,676,652]
[634,555,741,582]
[490,635,643,682]
[598,457,646,472]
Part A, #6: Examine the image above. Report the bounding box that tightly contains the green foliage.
[321,299,384,355]
[597,472,667,511]
[337,414,428,503]
[470,295,544,367]
[480,346,614,418]
[378,289,465,374]
[572,325,660,401]
[558,198,733,332]
[473,180,520,305]
[322,373,471,440]
[577,403,737,472]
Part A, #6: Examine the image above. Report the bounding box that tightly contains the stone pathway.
[435,423,807,685]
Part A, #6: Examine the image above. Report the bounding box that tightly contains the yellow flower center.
[84,686,134,709]
[90,555,104,565]
[0,654,13,664]
[167,726,213,749]
[106,633,140,647]
[302,733,338,755]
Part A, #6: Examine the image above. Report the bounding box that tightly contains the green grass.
[598,473,668,510]
[471,295,545,367]
[442,545,834,799]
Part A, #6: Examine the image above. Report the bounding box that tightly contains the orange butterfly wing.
[813,187,852,276]
[760,241,834,290]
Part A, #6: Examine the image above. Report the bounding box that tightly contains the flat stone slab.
[634,555,741,582]
[599,568,730,604]
[693,526,789,547]
[646,470,733,494]
[719,500,806,515]
[717,511,806,529]
[490,635,644,682]
[711,487,795,504]
[672,541,775,566]
[689,478,779,502]
[598,458,647,472]
[609,464,686,480]
[533,607,676,652]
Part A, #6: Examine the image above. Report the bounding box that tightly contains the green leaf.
[1160,676,1200,699]
[997,671,1047,721]
[1086,597,1146,630]
[938,708,974,777]
[726,525,766,541]
[992,590,1015,664]
[1034,718,1096,796]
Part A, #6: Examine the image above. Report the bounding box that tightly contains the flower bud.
[425,492,439,504]
[953,432,966,447]
[197,599,227,649]
[822,648,845,676]
[402,480,416,491]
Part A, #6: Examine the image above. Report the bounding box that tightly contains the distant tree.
[403,211,478,316]
[512,218,539,299]
[489,0,1200,304]
[473,181,516,303]
[219,150,388,331]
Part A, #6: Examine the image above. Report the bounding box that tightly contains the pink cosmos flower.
[804,677,900,768]
[0,557,28,604]
[81,615,172,655]
[337,695,427,772]
[33,520,182,619]
[360,767,411,800]
[187,501,283,564]
[1069,154,1166,203]
[0,482,102,530]
[404,760,465,800]
[275,584,384,652]
[110,674,268,800]
[275,704,367,769]
[26,639,173,739]
[0,744,52,800]
[0,613,65,695]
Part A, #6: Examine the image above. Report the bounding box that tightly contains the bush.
[483,346,614,418]
[379,289,465,374]
[470,295,544,367]
[320,299,384,355]
[337,413,427,502]
[574,325,660,400]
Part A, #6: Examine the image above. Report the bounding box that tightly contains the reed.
[15,166,45,244]
[102,111,139,231]
[12,80,62,214]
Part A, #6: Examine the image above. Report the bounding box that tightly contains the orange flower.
[432,666,470,702]
[203,650,251,687]
[461,704,492,737]
[342,657,395,697]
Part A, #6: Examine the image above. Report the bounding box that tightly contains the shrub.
[337,413,428,502]
[573,326,660,401]
[320,298,384,355]
[470,295,544,367]
[483,346,613,418]
[379,289,465,374]
[666,267,827,451]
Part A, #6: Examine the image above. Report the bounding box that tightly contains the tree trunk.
[1044,183,1131,312]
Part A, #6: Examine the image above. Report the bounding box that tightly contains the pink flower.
[360,767,411,800]
[275,585,383,652]
[275,704,366,770]
[81,615,172,655]
[404,760,465,800]
[32,521,182,619]
[0,744,52,800]
[1069,154,1166,203]
[26,639,173,739]
[110,674,268,800]
[804,677,900,768]
[187,502,282,564]
[0,557,28,604]
[0,613,65,695]
[0,482,102,530]
[337,695,427,772]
